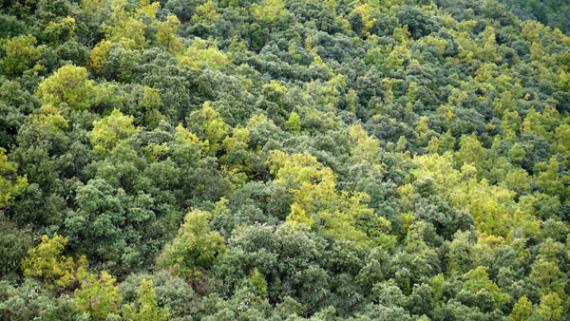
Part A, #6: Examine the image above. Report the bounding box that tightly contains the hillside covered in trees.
[1,0,569,320]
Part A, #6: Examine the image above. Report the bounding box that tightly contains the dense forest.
[498,0,569,34]
[0,0,569,320]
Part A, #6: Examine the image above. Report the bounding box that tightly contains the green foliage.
[285,111,301,133]
[509,296,533,321]
[90,39,113,72]
[268,150,391,246]
[179,38,228,71]
[462,266,510,308]
[0,216,32,278]
[249,268,268,298]
[499,0,570,34]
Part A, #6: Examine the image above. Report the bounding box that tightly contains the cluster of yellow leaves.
[74,256,122,320]
[348,123,382,166]
[104,0,159,50]
[90,40,113,72]
[252,0,289,27]
[157,209,226,279]
[21,234,76,290]
[175,124,209,152]
[268,150,390,246]
[156,15,184,54]
[123,279,168,321]
[87,109,140,155]
[192,0,221,24]
[36,65,94,110]
[412,153,540,238]
[21,235,167,320]
[0,35,42,75]
[178,38,229,71]
[0,148,28,209]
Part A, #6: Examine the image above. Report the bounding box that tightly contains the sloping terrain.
[1,0,569,320]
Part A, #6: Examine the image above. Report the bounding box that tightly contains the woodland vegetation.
[0,0,569,320]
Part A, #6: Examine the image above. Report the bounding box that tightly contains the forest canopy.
[0,0,569,320]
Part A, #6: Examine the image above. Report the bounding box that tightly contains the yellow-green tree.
[187,101,230,153]
[462,266,510,308]
[192,0,221,24]
[36,65,94,110]
[0,148,27,209]
[412,153,540,237]
[157,209,226,280]
[268,151,390,245]
[252,0,288,28]
[105,0,159,50]
[90,39,113,73]
[348,123,382,166]
[0,35,42,75]
[156,15,183,54]
[123,278,168,321]
[509,296,533,321]
[87,109,139,154]
[21,234,76,290]
[44,16,77,42]
[74,257,122,321]
[285,111,301,133]
[179,38,228,71]
[534,293,564,321]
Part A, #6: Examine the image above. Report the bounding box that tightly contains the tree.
[156,15,183,54]
[0,148,27,209]
[533,292,563,321]
[105,0,159,50]
[179,38,228,71]
[187,101,230,154]
[447,231,475,274]
[456,134,487,171]
[529,258,566,297]
[90,39,113,73]
[348,123,382,165]
[74,257,122,321]
[462,266,510,308]
[63,177,166,273]
[249,268,268,299]
[21,235,76,290]
[285,111,301,133]
[44,16,77,43]
[157,209,226,280]
[123,278,168,321]
[252,0,288,28]
[87,109,139,154]
[36,65,94,110]
[268,151,390,246]
[192,0,221,24]
[0,217,32,278]
[0,35,41,75]
[509,296,533,321]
